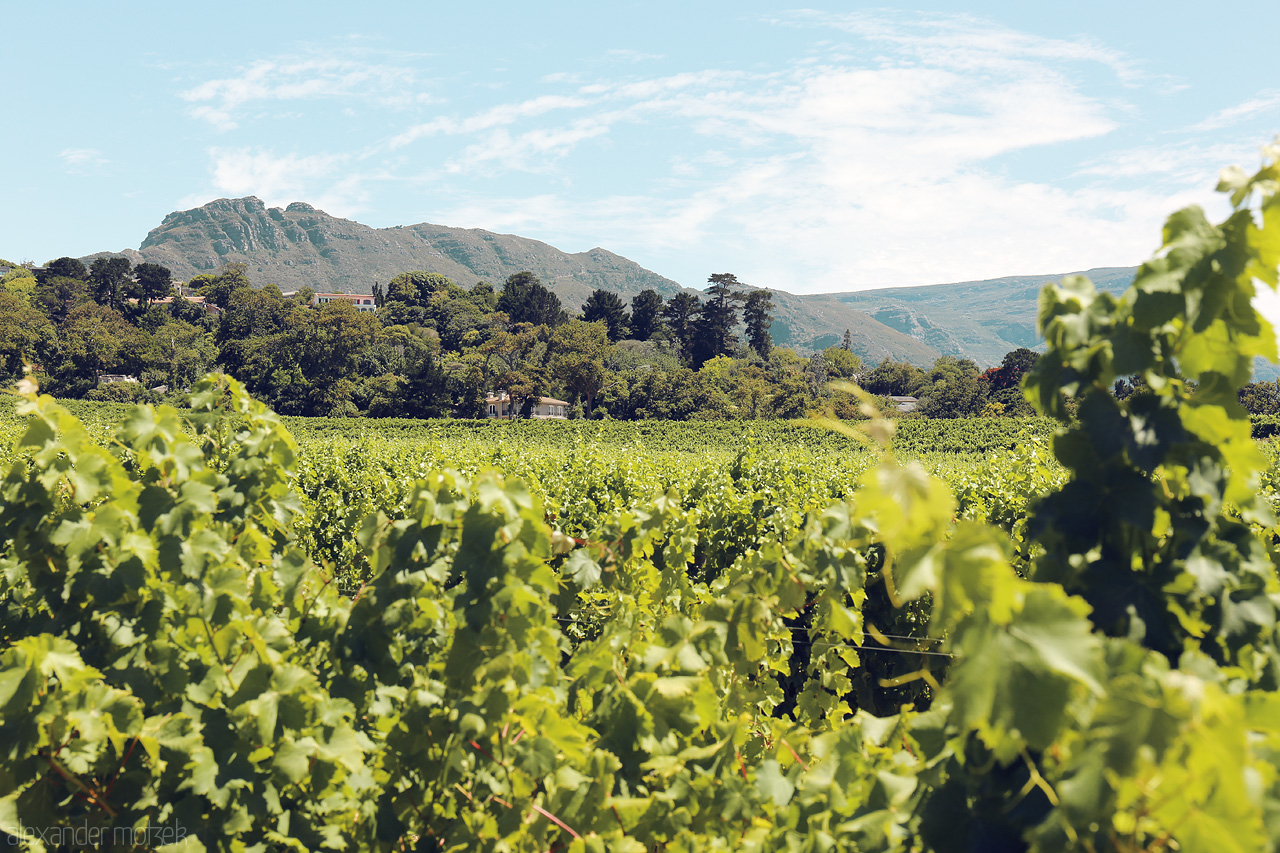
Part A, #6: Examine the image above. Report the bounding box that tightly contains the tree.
[803,350,828,396]
[34,275,91,324]
[199,263,252,309]
[385,271,453,308]
[980,347,1040,392]
[548,320,611,416]
[470,280,497,310]
[742,289,774,358]
[144,317,217,391]
[0,287,55,385]
[88,256,132,311]
[917,356,985,418]
[357,324,434,378]
[661,292,701,359]
[841,328,853,351]
[168,294,215,330]
[690,273,744,366]
[629,290,664,341]
[977,348,1040,416]
[37,256,87,284]
[581,289,630,342]
[398,350,451,419]
[496,272,565,327]
[860,358,928,397]
[732,364,773,419]
[443,351,488,417]
[1239,380,1280,415]
[298,300,379,389]
[822,345,862,379]
[131,262,174,308]
[430,295,488,352]
[52,303,147,392]
[483,320,547,418]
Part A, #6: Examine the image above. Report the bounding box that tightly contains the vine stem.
[41,753,118,818]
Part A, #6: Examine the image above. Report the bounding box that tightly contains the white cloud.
[390,94,591,148]
[59,148,108,172]
[777,11,1150,85]
[174,148,358,216]
[1192,89,1280,131]
[1077,140,1263,184]
[176,13,1263,297]
[181,55,431,131]
[413,14,1255,293]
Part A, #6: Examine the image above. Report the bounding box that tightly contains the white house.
[311,292,377,312]
[278,291,378,312]
[484,393,570,419]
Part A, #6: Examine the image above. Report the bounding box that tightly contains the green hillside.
[831,267,1138,366]
[83,197,943,366]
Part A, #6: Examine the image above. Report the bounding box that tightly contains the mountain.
[97,197,1278,377]
[830,267,1280,381]
[88,196,689,308]
[828,267,1139,368]
[85,196,944,366]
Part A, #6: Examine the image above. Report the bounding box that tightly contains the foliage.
[861,358,928,397]
[743,289,774,358]
[629,289,664,341]
[0,287,54,386]
[690,273,744,366]
[916,356,984,419]
[822,345,862,379]
[36,257,87,283]
[660,291,700,359]
[1240,380,1280,415]
[580,289,630,342]
[88,257,133,312]
[548,320,611,415]
[496,272,566,328]
[4,148,1279,853]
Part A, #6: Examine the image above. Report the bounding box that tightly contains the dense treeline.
[0,257,1056,419]
[7,254,1276,419]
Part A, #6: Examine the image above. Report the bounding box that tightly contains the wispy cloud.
[405,14,1185,288]
[175,147,368,218]
[180,12,1255,292]
[1191,89,1280,131]
[445,117,615,174]
[389,95,591,148]
[1076,140,1262,183]
[59,148,108,173]
[773,10,1152,85]
[181,55,434,131]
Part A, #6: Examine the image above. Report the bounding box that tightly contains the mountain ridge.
[85,196,1269,375]
[83,196,945,367]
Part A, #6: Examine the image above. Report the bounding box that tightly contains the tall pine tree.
[662,292,701,360]
[496,272,565,327]
[581,289,630,341]
[690,273,744,366]
[743,289,774,358]
[630,289,664,340]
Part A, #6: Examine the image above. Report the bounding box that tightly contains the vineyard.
[2,150,1280,852]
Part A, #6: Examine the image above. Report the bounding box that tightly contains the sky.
[4,0,1280,299]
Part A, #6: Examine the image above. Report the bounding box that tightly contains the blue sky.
[4,1,1279,297]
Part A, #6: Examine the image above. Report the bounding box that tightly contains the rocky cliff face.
[94,196,688,308]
